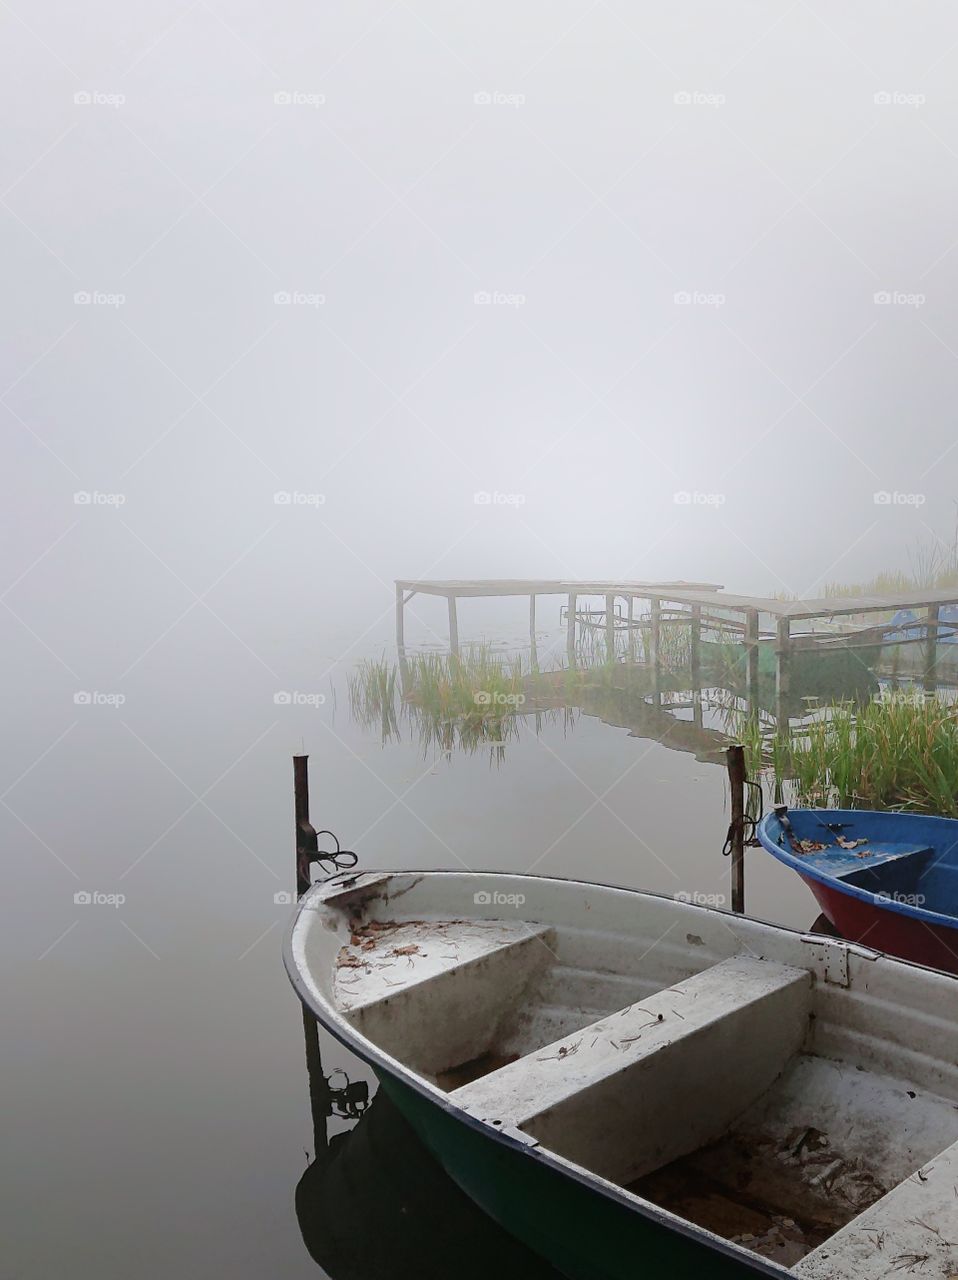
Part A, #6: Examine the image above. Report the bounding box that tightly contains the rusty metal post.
[726,743,746,914]
[294,753,314,898]
[567,592,577,666]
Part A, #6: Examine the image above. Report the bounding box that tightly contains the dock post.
[395,583,405,651]
[649,597,661,668]
[447,595,460,658]
[745,609,760,712]
[690,605,702,729]
[627,595,635,662]
[775,617,791,730]
[605,593,615,661]
[726,743,746,914]
[529,594,538,670]
[567,591,577,666]
[925,604,940,692]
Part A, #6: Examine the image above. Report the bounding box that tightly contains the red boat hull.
[803,876,958,975]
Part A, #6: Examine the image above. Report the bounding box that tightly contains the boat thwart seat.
[796,1135,958,1279]
[336,917,556,1075]
[452,954,812,1185]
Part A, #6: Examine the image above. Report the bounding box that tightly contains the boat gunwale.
[282,869,932,1279]
[756,808,958,933]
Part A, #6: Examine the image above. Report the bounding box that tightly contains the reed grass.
[349,645,562,759]
[729,694,958,816]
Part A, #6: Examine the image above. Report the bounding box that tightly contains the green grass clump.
[729,695,958,816]
[349,645,551,759]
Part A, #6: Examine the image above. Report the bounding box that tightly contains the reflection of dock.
[396,579,958,726]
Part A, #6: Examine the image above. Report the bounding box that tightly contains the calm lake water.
[7,597,821,1279]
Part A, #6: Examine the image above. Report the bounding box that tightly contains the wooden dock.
[395,578,958,723]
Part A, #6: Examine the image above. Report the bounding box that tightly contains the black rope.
[324,1068,369,1120]
[722,776,764,856]
[313,830,359,879]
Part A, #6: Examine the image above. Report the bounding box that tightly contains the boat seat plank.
[452,955,812,1186]
[785,842,932,883]
[336,918,555,1077]
[795,1136,958,1279]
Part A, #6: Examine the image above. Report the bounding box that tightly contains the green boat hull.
[377,1070,775,1280]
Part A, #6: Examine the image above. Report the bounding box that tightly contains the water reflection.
[295,1024,560,1280]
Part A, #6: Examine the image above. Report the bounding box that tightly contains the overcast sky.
[7,0,958,639]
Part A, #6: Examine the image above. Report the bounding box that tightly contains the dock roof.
[396,580,958,620]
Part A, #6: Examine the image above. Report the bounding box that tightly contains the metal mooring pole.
[726,744,746,914]
[293,752,331,1152]
[294,753,314,899]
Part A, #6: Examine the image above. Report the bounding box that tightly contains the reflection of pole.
[567,592,577,667]
[925,604,940,692]
[726,744,746,914]
[447,596,459,657]
[690,605,702,729]
[745,609,760,715]
[775,617,791,733]
[303,1007,329,1155]
[294,752,330,1155]
[650,597,662,708]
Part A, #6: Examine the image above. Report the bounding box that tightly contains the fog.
[5,3,958,1275]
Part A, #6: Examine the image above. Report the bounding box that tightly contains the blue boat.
[757,807,958,973]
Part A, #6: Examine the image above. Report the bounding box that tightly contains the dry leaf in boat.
[796,840,827,854]
[393,944,420,956]
[836,836,869,851]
